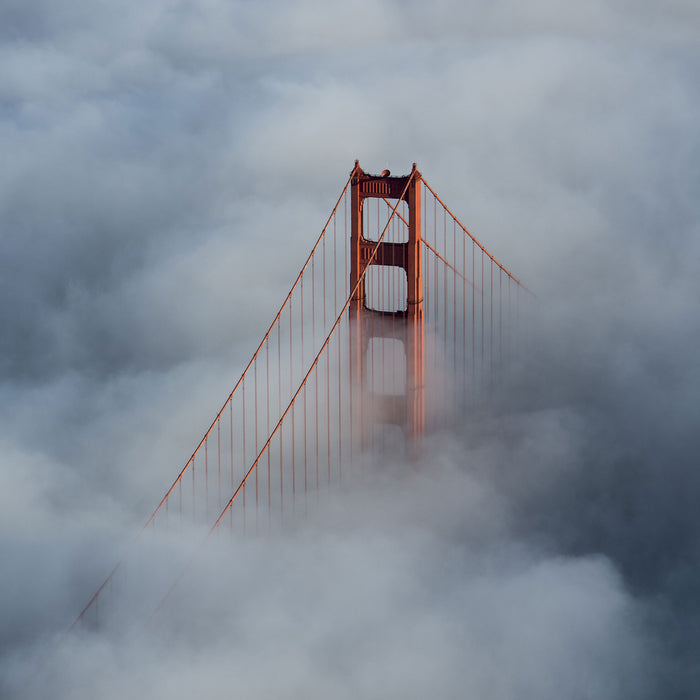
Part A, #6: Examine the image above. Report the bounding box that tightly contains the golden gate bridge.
[67,161,532,633]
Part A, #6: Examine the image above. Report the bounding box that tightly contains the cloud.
[1,1,699,698]
[16,448,654,699]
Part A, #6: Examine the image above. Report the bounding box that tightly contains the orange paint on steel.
[205,437,208,517]
[350,162,424,439]
[254,357,259,530]
[242,378,246,530]
[266,338,271,521]
[217,420,221,510]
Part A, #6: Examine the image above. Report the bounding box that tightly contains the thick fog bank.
[2,1,699,697]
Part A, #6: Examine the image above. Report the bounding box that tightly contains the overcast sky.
[1,1,699,698]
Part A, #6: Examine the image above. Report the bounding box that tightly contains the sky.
[1,1,699,698]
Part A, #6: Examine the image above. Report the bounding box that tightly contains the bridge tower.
[349,161,425,442]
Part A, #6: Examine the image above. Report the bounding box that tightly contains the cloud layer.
[1,2,699,698]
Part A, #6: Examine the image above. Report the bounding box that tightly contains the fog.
[1,2,699,698]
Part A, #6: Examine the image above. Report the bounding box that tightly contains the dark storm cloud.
[1,1,699,698]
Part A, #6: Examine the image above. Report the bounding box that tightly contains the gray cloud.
[1,1,699,698]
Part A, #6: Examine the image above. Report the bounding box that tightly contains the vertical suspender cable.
[254,356,258,525]
[266,338,271,522]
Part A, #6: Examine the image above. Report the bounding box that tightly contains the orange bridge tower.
[349,161,425,443]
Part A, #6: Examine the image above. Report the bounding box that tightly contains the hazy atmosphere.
[1,1,699,698]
